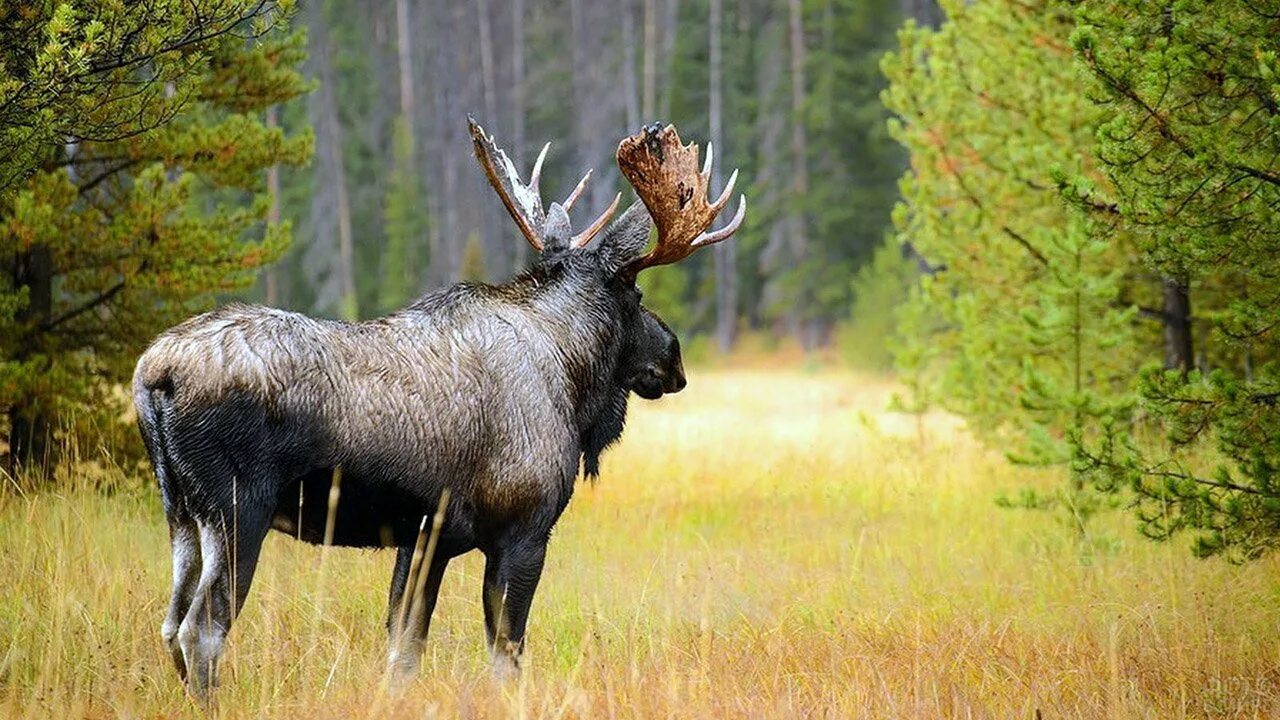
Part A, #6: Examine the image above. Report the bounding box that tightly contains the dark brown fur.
[133,202,684,698]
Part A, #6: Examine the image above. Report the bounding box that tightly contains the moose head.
[468,115,744,397]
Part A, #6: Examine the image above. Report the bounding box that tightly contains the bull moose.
[132,119,745,701]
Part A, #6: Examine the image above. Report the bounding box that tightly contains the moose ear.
[589,200,653,275]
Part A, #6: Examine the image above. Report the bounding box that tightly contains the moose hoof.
[490,640,523,681]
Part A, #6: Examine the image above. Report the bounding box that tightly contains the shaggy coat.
[133,203,682,697]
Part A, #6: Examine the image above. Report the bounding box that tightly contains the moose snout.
[666,369,687,394]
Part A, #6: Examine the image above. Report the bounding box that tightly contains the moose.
[132,118,745,701]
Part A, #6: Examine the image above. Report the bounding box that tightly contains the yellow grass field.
[2,367,1279,718]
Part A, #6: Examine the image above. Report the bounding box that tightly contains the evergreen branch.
[1230,163,1280,189]
[40,280,127,332]
[76,159,144,195]
[1145,468,1268,498]
[77,1,273,78]
[1000,225,1049,266]
[930,130,1050,268]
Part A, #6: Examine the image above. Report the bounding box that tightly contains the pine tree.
[1072,0,1280,559]
[881,0,1147,526]
[0,1,312,472]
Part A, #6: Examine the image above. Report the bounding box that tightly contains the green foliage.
[838,239,915,373]
[639,263,693,335]
[1070,0,1280,560]
[379,116,427,312]
[745,0,906,334]
[460,233,486,283]
[0,1,311,469]
[800,0,906,322]
[884,0,1280,559]
[882,0,1143,469]
[658,0,907,338]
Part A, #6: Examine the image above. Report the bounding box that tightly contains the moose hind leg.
[176,502,272,703]
[387,552,450,677]
[482,537,547,679]
[161,520,202,680]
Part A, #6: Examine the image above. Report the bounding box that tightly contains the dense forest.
[0,0,931,465]
[267,0,929,345]
[2,0,1279,560]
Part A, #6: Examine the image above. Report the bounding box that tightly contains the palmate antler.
[469,116,620,252]
[616,123,746,278]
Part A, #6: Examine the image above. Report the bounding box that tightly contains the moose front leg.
[481,536,548,678]
[385,546,413,635]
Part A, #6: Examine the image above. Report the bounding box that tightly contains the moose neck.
[514,257,631,434]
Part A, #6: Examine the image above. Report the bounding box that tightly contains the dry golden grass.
[2,366,1279,718]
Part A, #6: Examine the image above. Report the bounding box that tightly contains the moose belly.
[270,467,465,548]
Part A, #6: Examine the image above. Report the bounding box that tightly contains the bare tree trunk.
[384,0,423,297]
[787,0,811,346]
[753,15,788,331]
[416,0,444,289]
[423,0,457,287]
[265,104,281,306]
[623,2,640,131]
[570,0,586,160]
[447,1,477,283]
[7,244,53,473]
[396,0,417,128]
[710,0,736,352]
[504,0,528,269]
[568,0,617,213]
[1162,277,1194,373]
[476,0,504,278]
[657,0,678,121]
[643,0,656,120]
[477,0,498,125]
[331,130,357,318]
[315,17,358,320]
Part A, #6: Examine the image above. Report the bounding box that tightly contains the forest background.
[2,0,1278,562]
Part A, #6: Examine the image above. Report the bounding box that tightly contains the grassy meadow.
[1,364,1278,718]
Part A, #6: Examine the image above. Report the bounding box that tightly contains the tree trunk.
[709,0,737,352]
[752,15,787,332]
[265,104,281,306]
[420,0,445,288]
[313,12,358,320]
[623,3,640,130]
[7,244,53,473]
[510,0,528,268]
[643,0,656,120]
[423,0,458,287]
[477,0,498,126]
[476,0,504,279]
[567,0,616,214]
[396,0,417,127]
[452,2,480,283]
[787,0,812,346]
[1162,277,1194,373]
[399,0,423,289]
[657,0,679,122]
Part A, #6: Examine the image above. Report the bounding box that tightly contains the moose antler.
[616,123,746,276]
[469,116,620,252]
